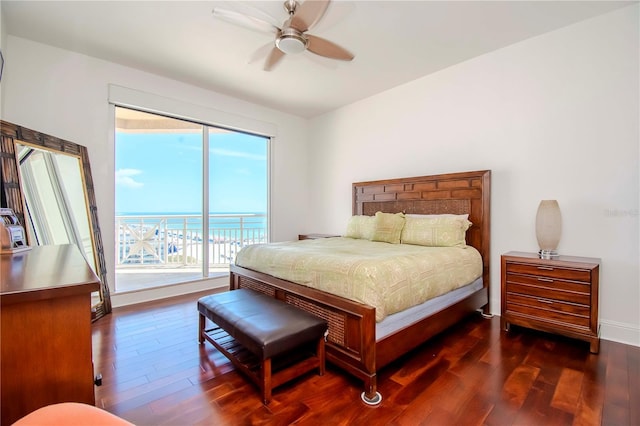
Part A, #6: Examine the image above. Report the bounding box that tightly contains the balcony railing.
[115,213,267,268]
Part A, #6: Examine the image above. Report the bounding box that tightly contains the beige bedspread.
[234,237,482,322]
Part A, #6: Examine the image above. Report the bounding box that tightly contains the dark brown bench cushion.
[197,289,327,359]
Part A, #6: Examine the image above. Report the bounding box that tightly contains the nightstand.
[501,251,600,353]
[298,233,341,240]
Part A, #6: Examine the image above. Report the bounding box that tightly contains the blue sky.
[115,130,267,214]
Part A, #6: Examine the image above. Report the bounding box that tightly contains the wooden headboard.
[353,170,491,290]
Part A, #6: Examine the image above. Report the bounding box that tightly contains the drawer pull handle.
[537,299,554,304]
[537,277,554,283]
[537,266,554,271]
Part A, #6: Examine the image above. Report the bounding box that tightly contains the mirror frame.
[0,120,112,320]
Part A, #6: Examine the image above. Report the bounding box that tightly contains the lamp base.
[538,249,559,259]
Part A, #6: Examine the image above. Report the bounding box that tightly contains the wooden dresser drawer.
[501,251,601,353]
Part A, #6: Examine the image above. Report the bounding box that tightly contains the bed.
[229,170,491,404]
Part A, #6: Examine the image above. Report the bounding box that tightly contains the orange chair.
[12,403,134,426]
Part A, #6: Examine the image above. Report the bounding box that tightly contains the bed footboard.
[229,264,379,400]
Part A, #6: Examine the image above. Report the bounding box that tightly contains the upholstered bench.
[197,289,328,404]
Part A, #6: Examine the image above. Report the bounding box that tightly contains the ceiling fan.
[212,0,355,71]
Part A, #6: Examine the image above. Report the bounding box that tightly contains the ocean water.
[116,212,266,231]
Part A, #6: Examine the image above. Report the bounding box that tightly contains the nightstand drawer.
[506,297,590,328]
[505,274,590,304]
[506,292,590,318]
[506,262,591,282]
[506,282,590,305]
[298,234,341,240]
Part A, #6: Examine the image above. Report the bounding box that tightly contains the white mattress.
[376,277,484,340]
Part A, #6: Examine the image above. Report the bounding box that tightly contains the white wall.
[308,5,639,346]
[1,36,309,306]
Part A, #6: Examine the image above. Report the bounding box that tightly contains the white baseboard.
[110,276,228,308]
[600,319,640,347]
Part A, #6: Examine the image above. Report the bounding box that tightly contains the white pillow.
[344,215,376,240]
[401,214,471,247]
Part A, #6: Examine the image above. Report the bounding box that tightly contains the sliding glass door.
[114,107,268,292]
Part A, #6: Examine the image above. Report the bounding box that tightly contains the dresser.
[0,244,100,425]
[501,251,600,353]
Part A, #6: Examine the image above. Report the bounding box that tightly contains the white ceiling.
[2,1,634,118]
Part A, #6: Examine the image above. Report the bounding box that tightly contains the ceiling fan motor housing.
[276,27,308,54]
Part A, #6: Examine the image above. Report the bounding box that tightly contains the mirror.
[16,142,97,272]
[0,120,111,320]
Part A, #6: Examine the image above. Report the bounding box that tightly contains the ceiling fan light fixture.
[276,28,307,54]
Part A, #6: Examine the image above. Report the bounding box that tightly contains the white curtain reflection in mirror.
[17,143,96,274]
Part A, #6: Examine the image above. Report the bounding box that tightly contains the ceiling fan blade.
[306,34,354,61]
[305,51,340,70]
[264,47,286,71]
[212,8,279,35]
[248,42,274,64]
[309,1,354,33]
[290,0,330,32]
[220,1,282,29]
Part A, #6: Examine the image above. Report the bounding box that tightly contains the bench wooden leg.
[198,314,205,344]
[261,358,272,404]
[317,337,325,376]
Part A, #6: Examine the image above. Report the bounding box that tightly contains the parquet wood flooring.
[92,291,638,425]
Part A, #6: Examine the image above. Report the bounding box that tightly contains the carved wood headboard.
[352,170,491,289]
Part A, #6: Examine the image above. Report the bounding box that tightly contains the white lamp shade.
[536,200,562,256]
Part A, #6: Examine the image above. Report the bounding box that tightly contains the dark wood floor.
[92,291,638,425]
